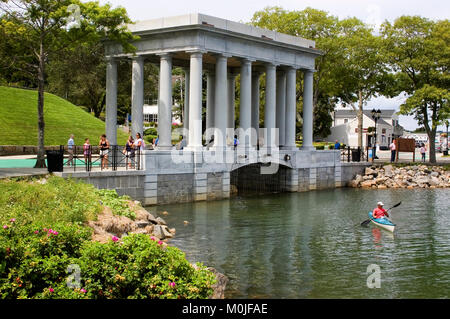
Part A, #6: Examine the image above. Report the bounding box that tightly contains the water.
[147,188,450,298]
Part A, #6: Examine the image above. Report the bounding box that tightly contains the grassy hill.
[0,86,129,146]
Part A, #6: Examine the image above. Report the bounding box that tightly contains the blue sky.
[99,0,450,131]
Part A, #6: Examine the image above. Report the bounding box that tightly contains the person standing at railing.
[67,134,75,167]
[124,136,135,168]
[99,134,110,169]
[420,143,427,162]
[83,138,92,171]
[389,138,396,163]
[134,133,145,169]
[334,140,340,150]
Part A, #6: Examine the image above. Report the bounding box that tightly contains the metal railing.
[61,145,142,172]
[340,146,370,163]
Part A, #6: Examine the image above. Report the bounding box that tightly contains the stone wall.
[54,150,370,206]
[57,171,146,203]
[340,163,371,186]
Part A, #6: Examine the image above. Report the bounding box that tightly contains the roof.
[128,13,316,50]
[334,109,396,118]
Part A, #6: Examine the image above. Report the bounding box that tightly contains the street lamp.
[371,108,381,159]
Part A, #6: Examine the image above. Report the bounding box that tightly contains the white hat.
[377,201,384,206]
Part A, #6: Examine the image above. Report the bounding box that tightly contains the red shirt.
[373,207,387,219]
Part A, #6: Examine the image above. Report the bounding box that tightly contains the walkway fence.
[340,146,370,163]
[56,145,142,172]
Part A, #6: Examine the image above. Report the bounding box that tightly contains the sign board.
[395,138,416,162]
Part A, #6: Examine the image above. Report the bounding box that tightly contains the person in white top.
[134,133,145,168]
[420,143,427,162]
[389,139,396,163]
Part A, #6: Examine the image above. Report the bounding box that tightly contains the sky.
[99,0,450,131]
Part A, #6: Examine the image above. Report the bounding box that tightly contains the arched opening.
[230,163,291,196]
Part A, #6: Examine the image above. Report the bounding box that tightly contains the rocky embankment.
[87,201,228,299]
[350,165,450,189]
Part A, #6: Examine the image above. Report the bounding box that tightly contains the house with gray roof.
[325,108,404,149]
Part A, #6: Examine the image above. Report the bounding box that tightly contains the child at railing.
[83,138,92,171]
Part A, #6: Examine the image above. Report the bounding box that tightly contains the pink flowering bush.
[0,176,215,299]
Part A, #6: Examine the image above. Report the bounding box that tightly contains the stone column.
[131,56,144,138]
[284,67,297,150]
[239,59,252,148]
[251,71,261,148]
[227,72,236,146]
[264,63,277,149]
[106,57,118,145]
[183,68,190,142]
[276,70,286,147]
[302,70,315,150]
[186,51,204,151]
[206,71,215,143]
[157,54,173,150]
[213,54,229,150]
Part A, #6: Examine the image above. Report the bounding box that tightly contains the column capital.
[186,49,207,56]
[156,52,173,60]
[240,57,256,64]
[130,55,145,62]
[265,62,279,68]
[302,68,317,74]
[215,52,232,59]
[105,56,118,64]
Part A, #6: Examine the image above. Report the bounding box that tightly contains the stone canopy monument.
[97,13,348,206]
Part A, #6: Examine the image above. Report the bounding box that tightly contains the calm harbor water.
[147,188,450,298]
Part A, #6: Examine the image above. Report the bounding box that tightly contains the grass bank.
[0,86,129,146]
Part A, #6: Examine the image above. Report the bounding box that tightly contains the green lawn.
[0,86,129,146]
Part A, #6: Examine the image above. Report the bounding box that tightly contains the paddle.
[361,202,402,227]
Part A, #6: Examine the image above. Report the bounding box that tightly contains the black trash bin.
[46,149,64,172]
[351,149,361,162]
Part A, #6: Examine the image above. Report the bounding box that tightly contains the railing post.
[347,146,350,163]
[137,148,141,170]
[112,145,117,171]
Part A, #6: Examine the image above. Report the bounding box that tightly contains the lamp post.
[371,108,381,159]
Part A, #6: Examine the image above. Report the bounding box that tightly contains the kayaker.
[372,202,390,219]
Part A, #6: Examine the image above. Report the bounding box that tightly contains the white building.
[143,103,182,126]
[325,109,404,149]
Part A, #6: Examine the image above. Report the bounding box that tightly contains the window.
[382,128,386,134]
[144,114,158,123]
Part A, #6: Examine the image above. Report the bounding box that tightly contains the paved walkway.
[372,150,450,164]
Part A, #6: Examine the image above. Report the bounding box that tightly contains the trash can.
[444,150,449,156]
[46,149,64,172]
[352,149,361,162]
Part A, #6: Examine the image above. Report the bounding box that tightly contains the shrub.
[0,222,214,299]
[0,222,92,299]
[144,127,158,136]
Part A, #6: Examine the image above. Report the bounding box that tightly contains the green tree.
[0,0,135,167]
[335,18,388,148]
[251,7,384,140]
[381,16,450,162]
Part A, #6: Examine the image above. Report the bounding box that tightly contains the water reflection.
[149,188,450,298]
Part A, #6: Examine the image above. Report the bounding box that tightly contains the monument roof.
[128,13,316,51]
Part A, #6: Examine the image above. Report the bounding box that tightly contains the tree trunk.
[357,90,364,148]
[427,129,437,163]
[34,39,46,168]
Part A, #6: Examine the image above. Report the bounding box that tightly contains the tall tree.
[251,7,343,139]
[381,16,450,162]
[0,0,135,167]
[335,18,388,148]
